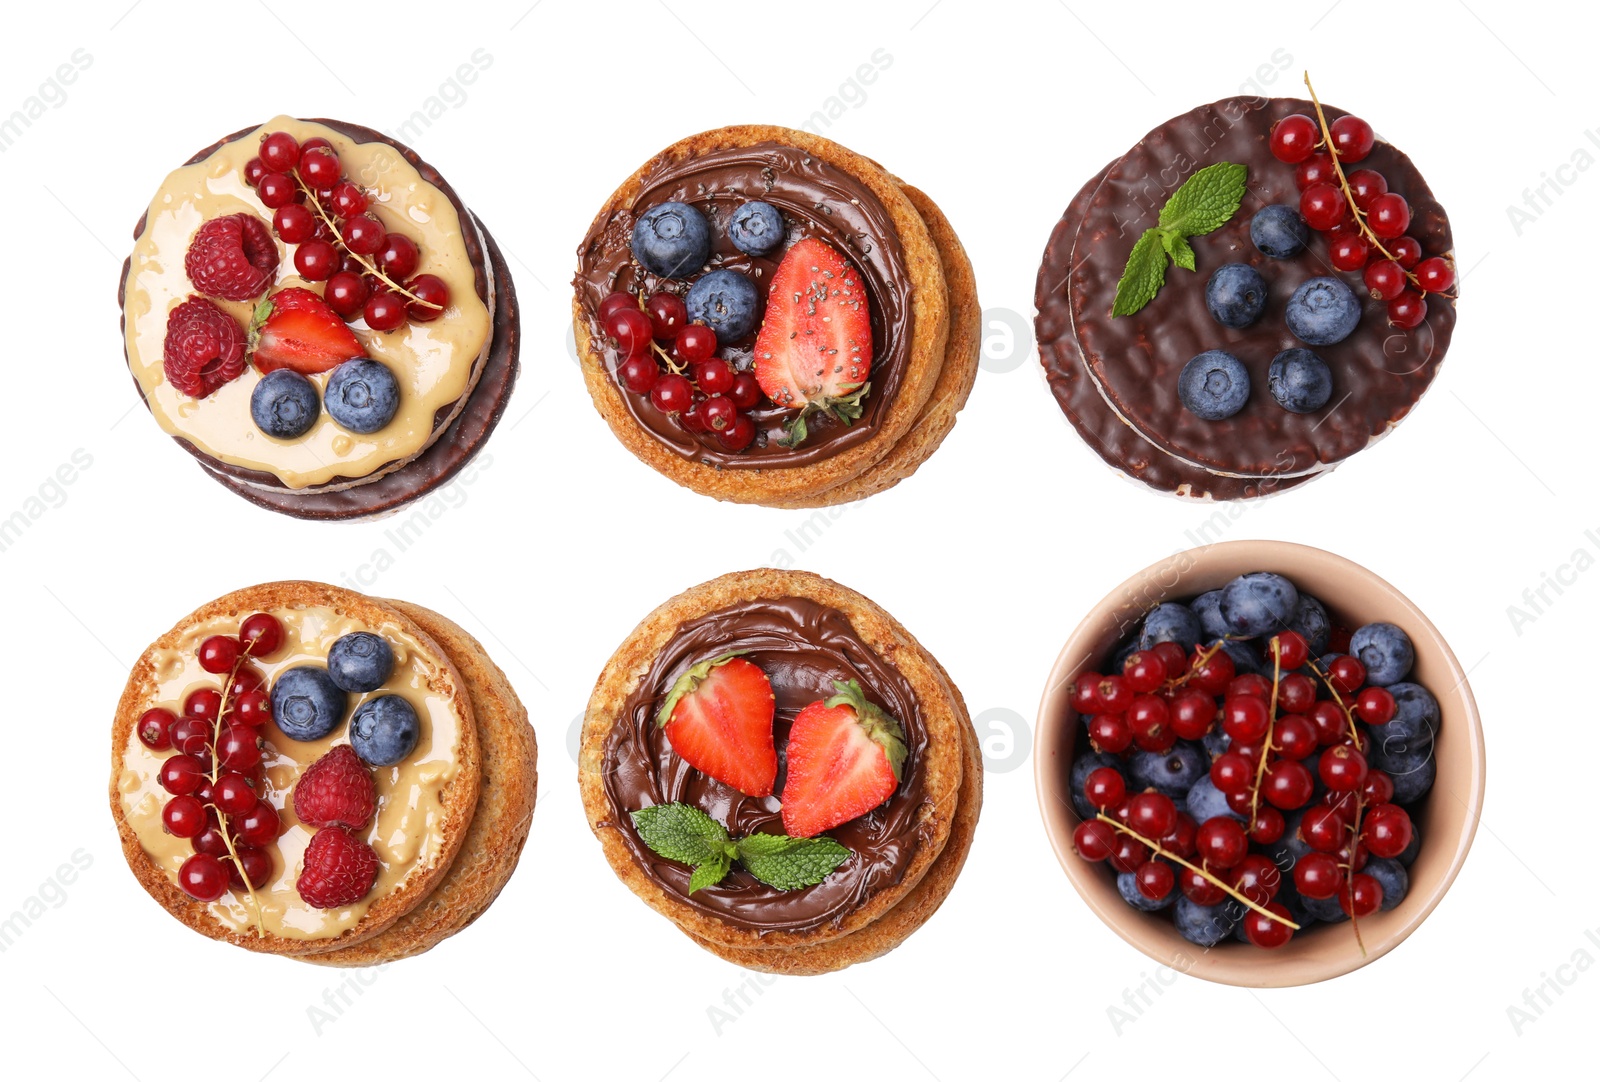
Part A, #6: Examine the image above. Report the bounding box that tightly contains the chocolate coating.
[602,597,929,934]
[573,142,912,469]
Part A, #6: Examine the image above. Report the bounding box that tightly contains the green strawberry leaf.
[655,651,748,728]
[630,802,728,866]
[1111,230,1170,318]
[736,833,852,891]
[825,678,908,783]
[1158,161,1248,237]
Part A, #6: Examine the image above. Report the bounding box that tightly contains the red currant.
[239,613,283,657]
[1347,168,1388,210]
[1268,631,1309,671]
[1340,873,1384,917]
[299,149,340,187]
[693,359,735,396]
[1231,853,1281,904]
[1069,675,1103,716]
[179,853,229,902]
[1180,866,1226,906]
[184,687,223,723]
[138,708,177,751]
[1301,804,1350,852]
[1211,752,1254,794]
[673,324,719,366]
[374,234,419,283]
[1388,236,1423,269]
[606,307,654,357]
[1319,745,1369,791]
[728,372,762,411]
[256,172,299,210]
[1329,115,1375,162]
[191,826,228,859]
[718,414,755,454]
[228,846,274,891]
[405,274,450,322]
[1324,654,1366,694]
[1293,851,1342,899]
[619,355,659,395]
[1135,860,1176,901]
[1309,700,1348,746]
[1162,812,1198,858]
[1387,291,1428,329]
[1275,714,1318,761]
[1249,806,1285,845]
[233,801,281,848]
[1270,114,1320,164]
[1329,230,1370,272]
[170,717,212,757]
[1196,817,1249,869]
[1363,260,1406,302]
[294,239,339,281]
[1128,792,1178,839]
[1363,803,1414,859]
[1073,820,1117,862]
[331,181,369,218]
[1362,770,1395,805]
[1300,183,1348,232]
[341,214,386,256]
[1087,714,1132,754]
[198,635,240,675]
[1152,642,1189,680]
[216,724,260,773]
[1295,151,1336,191]
[363,290,407,331]
[1121,650,1166,694]
[1130,715,1176,753]
[1190,650,1236,696]
[159,754,205,796]
[650,373,694,414]
[272,203,317,245]
[1264,759,1314,809]
[1228,674,1273,700]
[233,690,271,728]
[1244,903,1296,949]
[1415,256,1455,294]
[1169,691,1216,741]
[1367,192,1411,239]
[1109,835,1149,874]
[1095,674,1133,713]
[162,794,207,838]
[1355,686,1397,726]
[244,157,268,187]
[213,772,258,816]
[599,292,636,324]
[259,131,300,173]
[645,293,688,339]
[1223,695,1271,744]
[1084,766,1126,810]
[324,271,371,319]
[1278,673,1317,714]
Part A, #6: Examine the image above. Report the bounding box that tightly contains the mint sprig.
[630,802,851,893]
[1111,161,1248,317]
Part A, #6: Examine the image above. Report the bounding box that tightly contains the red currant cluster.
[598,290,764,452]
[1069,629,1416,948]
[245,130,450,332]
[1269,108,1455,330]
[138,612,286,904]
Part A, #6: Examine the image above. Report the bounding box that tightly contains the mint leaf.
[736,833,852,891]
[687,850,733,894]
[1111,230,1169,318]
[630,803,727,866]
[1158,161,1248,237]
[630,803,852,892]
[1112,161,1248,318]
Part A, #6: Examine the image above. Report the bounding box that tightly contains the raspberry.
[184,213,278,301]
[296,826,378,909]
[162,295,245,397]
[292,744,376,829]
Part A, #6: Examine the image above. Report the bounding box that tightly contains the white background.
[1,1,1593,1079]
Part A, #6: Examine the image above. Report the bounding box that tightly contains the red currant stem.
[1095,813,1300,930]
[1302,74,1458,301]
[1345,790,1368,957]
[1163,639,1227,694]
[635,291,685,374]
[1249,642,1284,820]
[288,173,441,310]
[205,652,266,936]
[1305,656,1363,745]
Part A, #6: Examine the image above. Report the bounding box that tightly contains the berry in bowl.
[1034,541,1484,986]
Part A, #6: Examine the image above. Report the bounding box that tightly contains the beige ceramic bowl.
[1035,540,1486,987]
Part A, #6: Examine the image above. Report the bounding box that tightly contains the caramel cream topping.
[122,116,491,490]
[116,605,464,940]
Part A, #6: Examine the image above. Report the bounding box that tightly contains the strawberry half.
[753,237,874,447]
[248,287,364,375]
[780,679,906,838]
[657,653,777,797]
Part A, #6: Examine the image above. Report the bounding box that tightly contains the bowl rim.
[1033,539,1487,987]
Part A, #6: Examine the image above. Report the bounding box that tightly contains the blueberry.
[1118,868,1177,911]
[1376,747,1436,804]
[1219,572,1299,638]
[1187,775,1245,823]
[1250,205,1310,259]
[251,370,320,439]
[1384,682,1440,748]
[1205,263,1268,329]
[1266,810,1312,866]
[685,269,760,341]
[1140,602,1202,652]
[327,632,394,693]
[1277,878,1314,927]
[349,694,421,766]
[728,201,785,256]
[1202,727,1231,760]
[1107,633,1140,680]
[1286,276,1361,346]
[1130,742,1208,798]
[1190,590,1228,641]
[1178,350,1250,421]
[1267,348,1333,414]
[631,201,711,278]
[325,359,400,434]
[270,666,348,742]
[1300,891,1349,924]
[1289,594,1332,655]
[1220,639,1264,676]
[1349,622,1415,686]
[1397,822,1422,866]
[1364,856,1410,911]
[1070,752,1125,821]
[1174,897,1237,947]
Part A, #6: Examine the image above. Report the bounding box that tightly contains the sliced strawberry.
[657,653,777,797]
[780,679,906,838]
[248,287,364,374]
[753,237,874,447]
